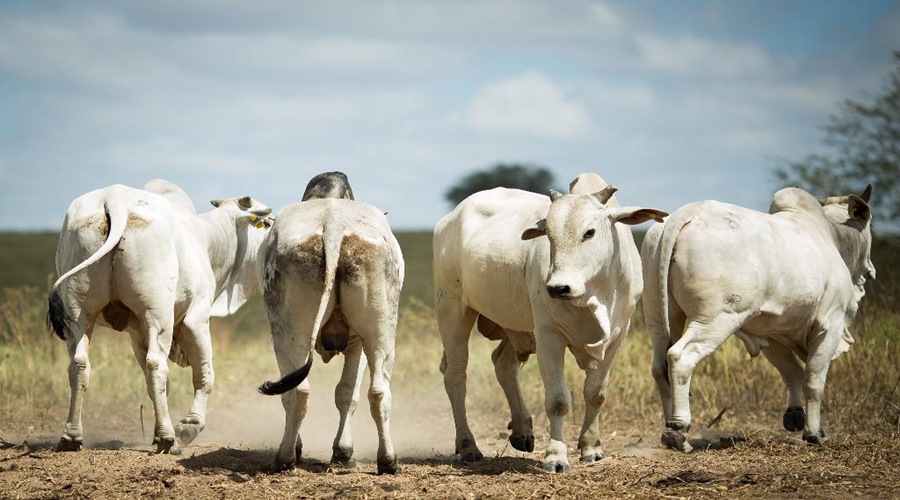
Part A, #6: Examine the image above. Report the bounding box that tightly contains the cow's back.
[667,200,852,337]
[433,188,548,332]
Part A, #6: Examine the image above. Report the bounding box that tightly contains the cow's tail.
[258,220,343,396]
[657,209,695,345]
[46,198,129,341]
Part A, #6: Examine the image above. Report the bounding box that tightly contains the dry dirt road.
[2,420,898,499]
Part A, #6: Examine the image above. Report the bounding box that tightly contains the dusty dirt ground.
[2,413,898,499]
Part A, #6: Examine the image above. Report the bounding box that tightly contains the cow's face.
[821,184,876,287]
[211,196,274,228]
[522,190,667,302]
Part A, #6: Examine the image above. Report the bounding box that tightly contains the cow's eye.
[582,229,595,240]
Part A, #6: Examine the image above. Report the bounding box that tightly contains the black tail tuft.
[258,353,314,396]
[46,290,72,341]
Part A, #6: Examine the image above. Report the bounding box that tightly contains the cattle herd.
[45,171,875,474]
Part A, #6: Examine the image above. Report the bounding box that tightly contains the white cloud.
[590,2,622,28]
[635,34,774,78]
[466,72,593,139]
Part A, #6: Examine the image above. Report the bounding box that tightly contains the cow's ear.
[611,207,668,225]
[847,195,871,222]
[210,199,223,208]
[238,196,253,210]
[521,219,547,240]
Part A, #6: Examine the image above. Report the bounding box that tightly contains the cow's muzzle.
[547,284,573,299]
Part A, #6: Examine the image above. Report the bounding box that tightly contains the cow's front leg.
[536,331,571,473]
[492,337,533,453]
[577,330,625,463]
[332,335,365,467]
[175,317,214,446]
[59,311,96,452]
[762,341,806,432]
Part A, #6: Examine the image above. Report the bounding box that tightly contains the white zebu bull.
[257,177,404,475]
[641,186,875,451]
[433,173,667,472]
[47,181,272,453]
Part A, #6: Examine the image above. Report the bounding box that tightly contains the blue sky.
[1,0,898,231]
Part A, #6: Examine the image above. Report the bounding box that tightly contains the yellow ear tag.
[256,221,265,229]
[250,214,258,221]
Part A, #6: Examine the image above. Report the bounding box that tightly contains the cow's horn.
[549,189,564,201]
[593,185,618,204]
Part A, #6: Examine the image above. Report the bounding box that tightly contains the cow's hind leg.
[762,341,806,432]
[59,309,98,451]
[332,334,365,467]
[435,299,480,461]
[174,313,214,446]
[492,337,533,453]
[802,320,842,444]
[128,313,177,453]
[269,326,312,472]
[665,314,746,452]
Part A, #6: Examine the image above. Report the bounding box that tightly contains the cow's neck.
[197,209,243,291]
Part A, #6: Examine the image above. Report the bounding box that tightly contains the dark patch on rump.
[339,234,381,283]
[73,214,110,239]
[126,213,151,231]
[282,234,326,286]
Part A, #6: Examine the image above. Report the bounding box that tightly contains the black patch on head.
[301,171,355,201]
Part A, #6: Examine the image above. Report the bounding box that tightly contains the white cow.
[47,181,272,453]
[257,174,403,475]
[433,173,667,472]
[641,186,875,451]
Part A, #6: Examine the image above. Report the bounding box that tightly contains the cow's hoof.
[803,430,826,445]
[661,430,693,453]
[509,433,535,453]
[266,459,295,474]
[377,456,400,475]
[783,406,806,432]
[57,436,83,452]
[456,439,483,462]
[665,419,691,432]
[176,422,203,446]
[153,436,176,454]
[580,451,604,463]
[542,460,571,473]
[331,448,355,468]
